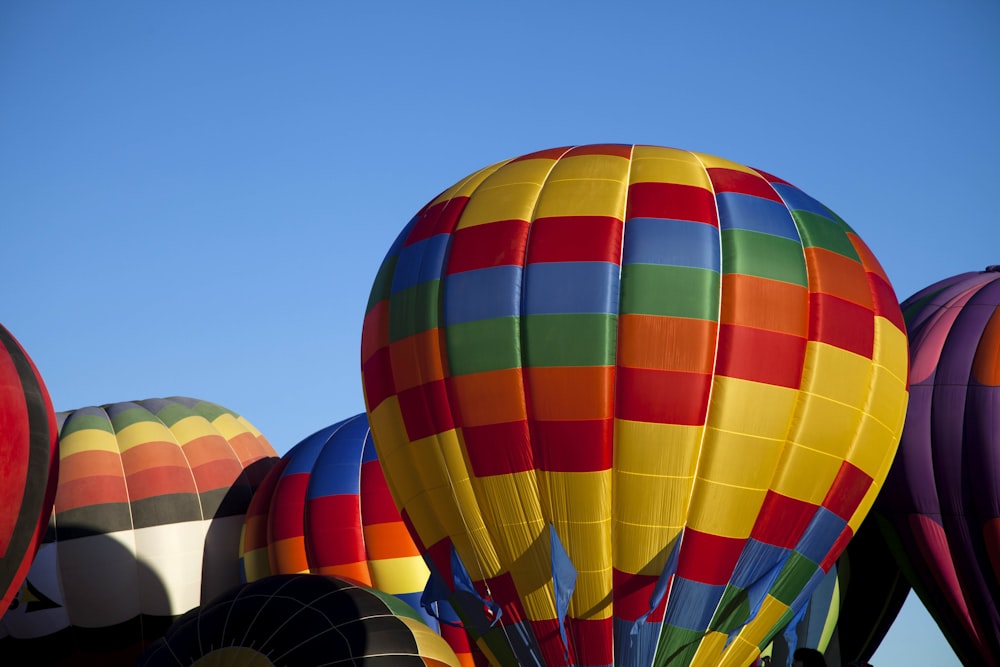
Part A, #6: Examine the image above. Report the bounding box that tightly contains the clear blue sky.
[2,3,996,665]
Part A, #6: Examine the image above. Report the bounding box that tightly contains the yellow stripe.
[455,158,556,230]
[59,428,119,458]
[168,415,216,446]
[428,162,506,210]
[690,150,762,175]
[208,412,252,441]
[630,145,715,189]
[368,555,430,595]
[771,442,843,504]
[707,377,799,440]
[685,480,767,538]
[115,420,176,451]
[400,616,462,667]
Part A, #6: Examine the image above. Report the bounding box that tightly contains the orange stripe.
[271,536,310,574]
[974,306,1000,386]
[57,449,124,484]
[316,561,373,586]
[618,314,717,372]
[804,247,873,308]
[526,366,614,419]
[178,434,232,467]
[720,274,808,335]
[363,521,421,559]
[390,329,447,392]
[448,368,527,426]
[121,440,188,474]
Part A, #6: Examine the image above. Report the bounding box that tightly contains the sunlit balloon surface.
[361,144,910,666]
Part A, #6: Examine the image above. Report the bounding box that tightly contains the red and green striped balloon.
[361,144,910,667]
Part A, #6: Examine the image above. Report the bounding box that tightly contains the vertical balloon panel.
[362,144,910,667]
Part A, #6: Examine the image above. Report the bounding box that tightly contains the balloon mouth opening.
[986,265,1000,272]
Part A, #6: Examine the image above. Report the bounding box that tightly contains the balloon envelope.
[0,396,278,665]
[361,144,910,666]
[137,574,463,667]
[876,266,1000,666]
[0,324,58,614]
[239,412,483,665]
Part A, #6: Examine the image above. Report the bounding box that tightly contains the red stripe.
[270,473,308,541]
[626,181,718,224]
[751,491,818,549]
[868,270,906,333]
[359,459,402,525]
[616,367,711,425]
[565,143,632,159]
[361,345,395,411]
[307,494,365,565]
[396,378,455,442]
[55,475,129,512]
[676,528,744,585]
[512,146,573,162]
[532,419,613,472]
[819,526,854,572]
[612,569,667,622]
[716,324,806,388]
[822,461,872,521]
[446,219,529,274]
[189,458,245,493]
[525,216,623,264]
[707,167,783,202]
[462,420,533,477]
[404,197,468,246]
[568,617,613,666]
[809,293,874,358]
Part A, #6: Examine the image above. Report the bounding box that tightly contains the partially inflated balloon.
[0,397,278,665]
[0,324,58,613]
[876,266,1000,666]
[137,574,463,667]
[361,144,910,666]
[239,413,482,665]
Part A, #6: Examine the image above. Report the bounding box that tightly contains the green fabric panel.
[367,254,398,314]
[388,280,440,343]
[187,400,233,423]
[152,401,199,427]
[654,626,704,667]
[110,406,158,432]
[709,584,752,634]
[59,412,114,437]
[522,313,617,367]
[770,551,820,606]
[791,210,860,260]
[721,230,808,286]
[620,264,720,320]
[446,317,521,376]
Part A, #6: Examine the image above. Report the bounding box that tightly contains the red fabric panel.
[615,367,712,425]
[525,216,624,264]
[396,379,455,442]
[809,292,874,358]
[462,420,533,477]
[707,167,783,202]
[676,528,744,586]
[822,461,872,521]
[715,323,806,388]
[751,491,818,549]
[626,182,718,225]
[531,419,613,472]
[446,219,530,274]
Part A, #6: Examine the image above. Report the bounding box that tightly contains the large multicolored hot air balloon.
[876,266,1000,666]
[0,396,278,665]
[361,144,910,667]
[0,324,58,614]
[137,574,463,667]
[240,412,482,665]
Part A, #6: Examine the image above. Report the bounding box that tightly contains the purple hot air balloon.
[876,266,1000,666]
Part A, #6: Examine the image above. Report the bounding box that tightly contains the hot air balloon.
[239,412,483,665]
[0,324,58,614]
[875,266,1000,666]
[137,573,464,667]
[0,396,278,665]
[361,144,910,666]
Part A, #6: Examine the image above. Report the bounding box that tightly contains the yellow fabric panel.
[454,158,558,230]
[873,315,909,383]
[533,154,629,219]
[366,555,430,594]
[428,162,505,209]
[400,616,463,667]
[789,391,864,461]
[208,411,252,442]
[737,595,791,652]
[690,151,761,176]
[694,428,784,489]
[707,377,799,442]
[614,420,700,574]
[232,415,265,439]
[115,420,176,451]
[240,547,271,582]
[168,415,215,445]
[692,630,731,666]
[684,480,767,538]
[551,152,630,182]
[770,443,844,504]
[847,366,908,478]
[718,637,763,667]
[630,145,714,189]
[192,647,274,667]
[801,342,874,410]
[537,470,611,618]
[59,428,118,458]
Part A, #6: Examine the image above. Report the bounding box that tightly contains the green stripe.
[367,254,399,314]
[722,230,807,286]
[388,280,441,342]
[151,402,197,427]
[709,583,753,634]
[523,313,617,367]
[446,317,521,375]
[654,625,703,667]
[770,551,820,606]
[620,265,720,319]
[59,412,114,437]
[110,406,159,432]
[188,400,233,423]
[791,210,860,260]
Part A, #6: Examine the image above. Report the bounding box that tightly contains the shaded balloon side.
[361,144,910,667]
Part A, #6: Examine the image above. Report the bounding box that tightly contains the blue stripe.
[443,266,522,325]
[613,617,660,667]
[282,425,329,475]
[307,416,368,498]
[523,262,619,315]
[397,591,440,633]
[622,218,720,270]
[716,192,801,241]
[728,539,790,589]
[661,577,725,631]
[390,234,449,294]
[360,425,379,464]
[771,183,837,220]
[797,507,847,564]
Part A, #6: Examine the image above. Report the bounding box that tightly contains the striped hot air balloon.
[360,144,910,667]
[0,396,278,666]
[0,324,58,614]
[240,413,484,666]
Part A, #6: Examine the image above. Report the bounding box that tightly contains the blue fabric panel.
[523,262,620,315]
[397,590,440,633]
[360,426,378,464]
[308,419,364,497]
[390,234,449,294]
[661,577,726,631]
[622,217,720,270]
[716,192,801,241]
[443,265,522,325]
[797,507,848,565]
[729,538,790,589]
[771,183,837,220]
[613,617,659,667]
[282,424,329,475]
